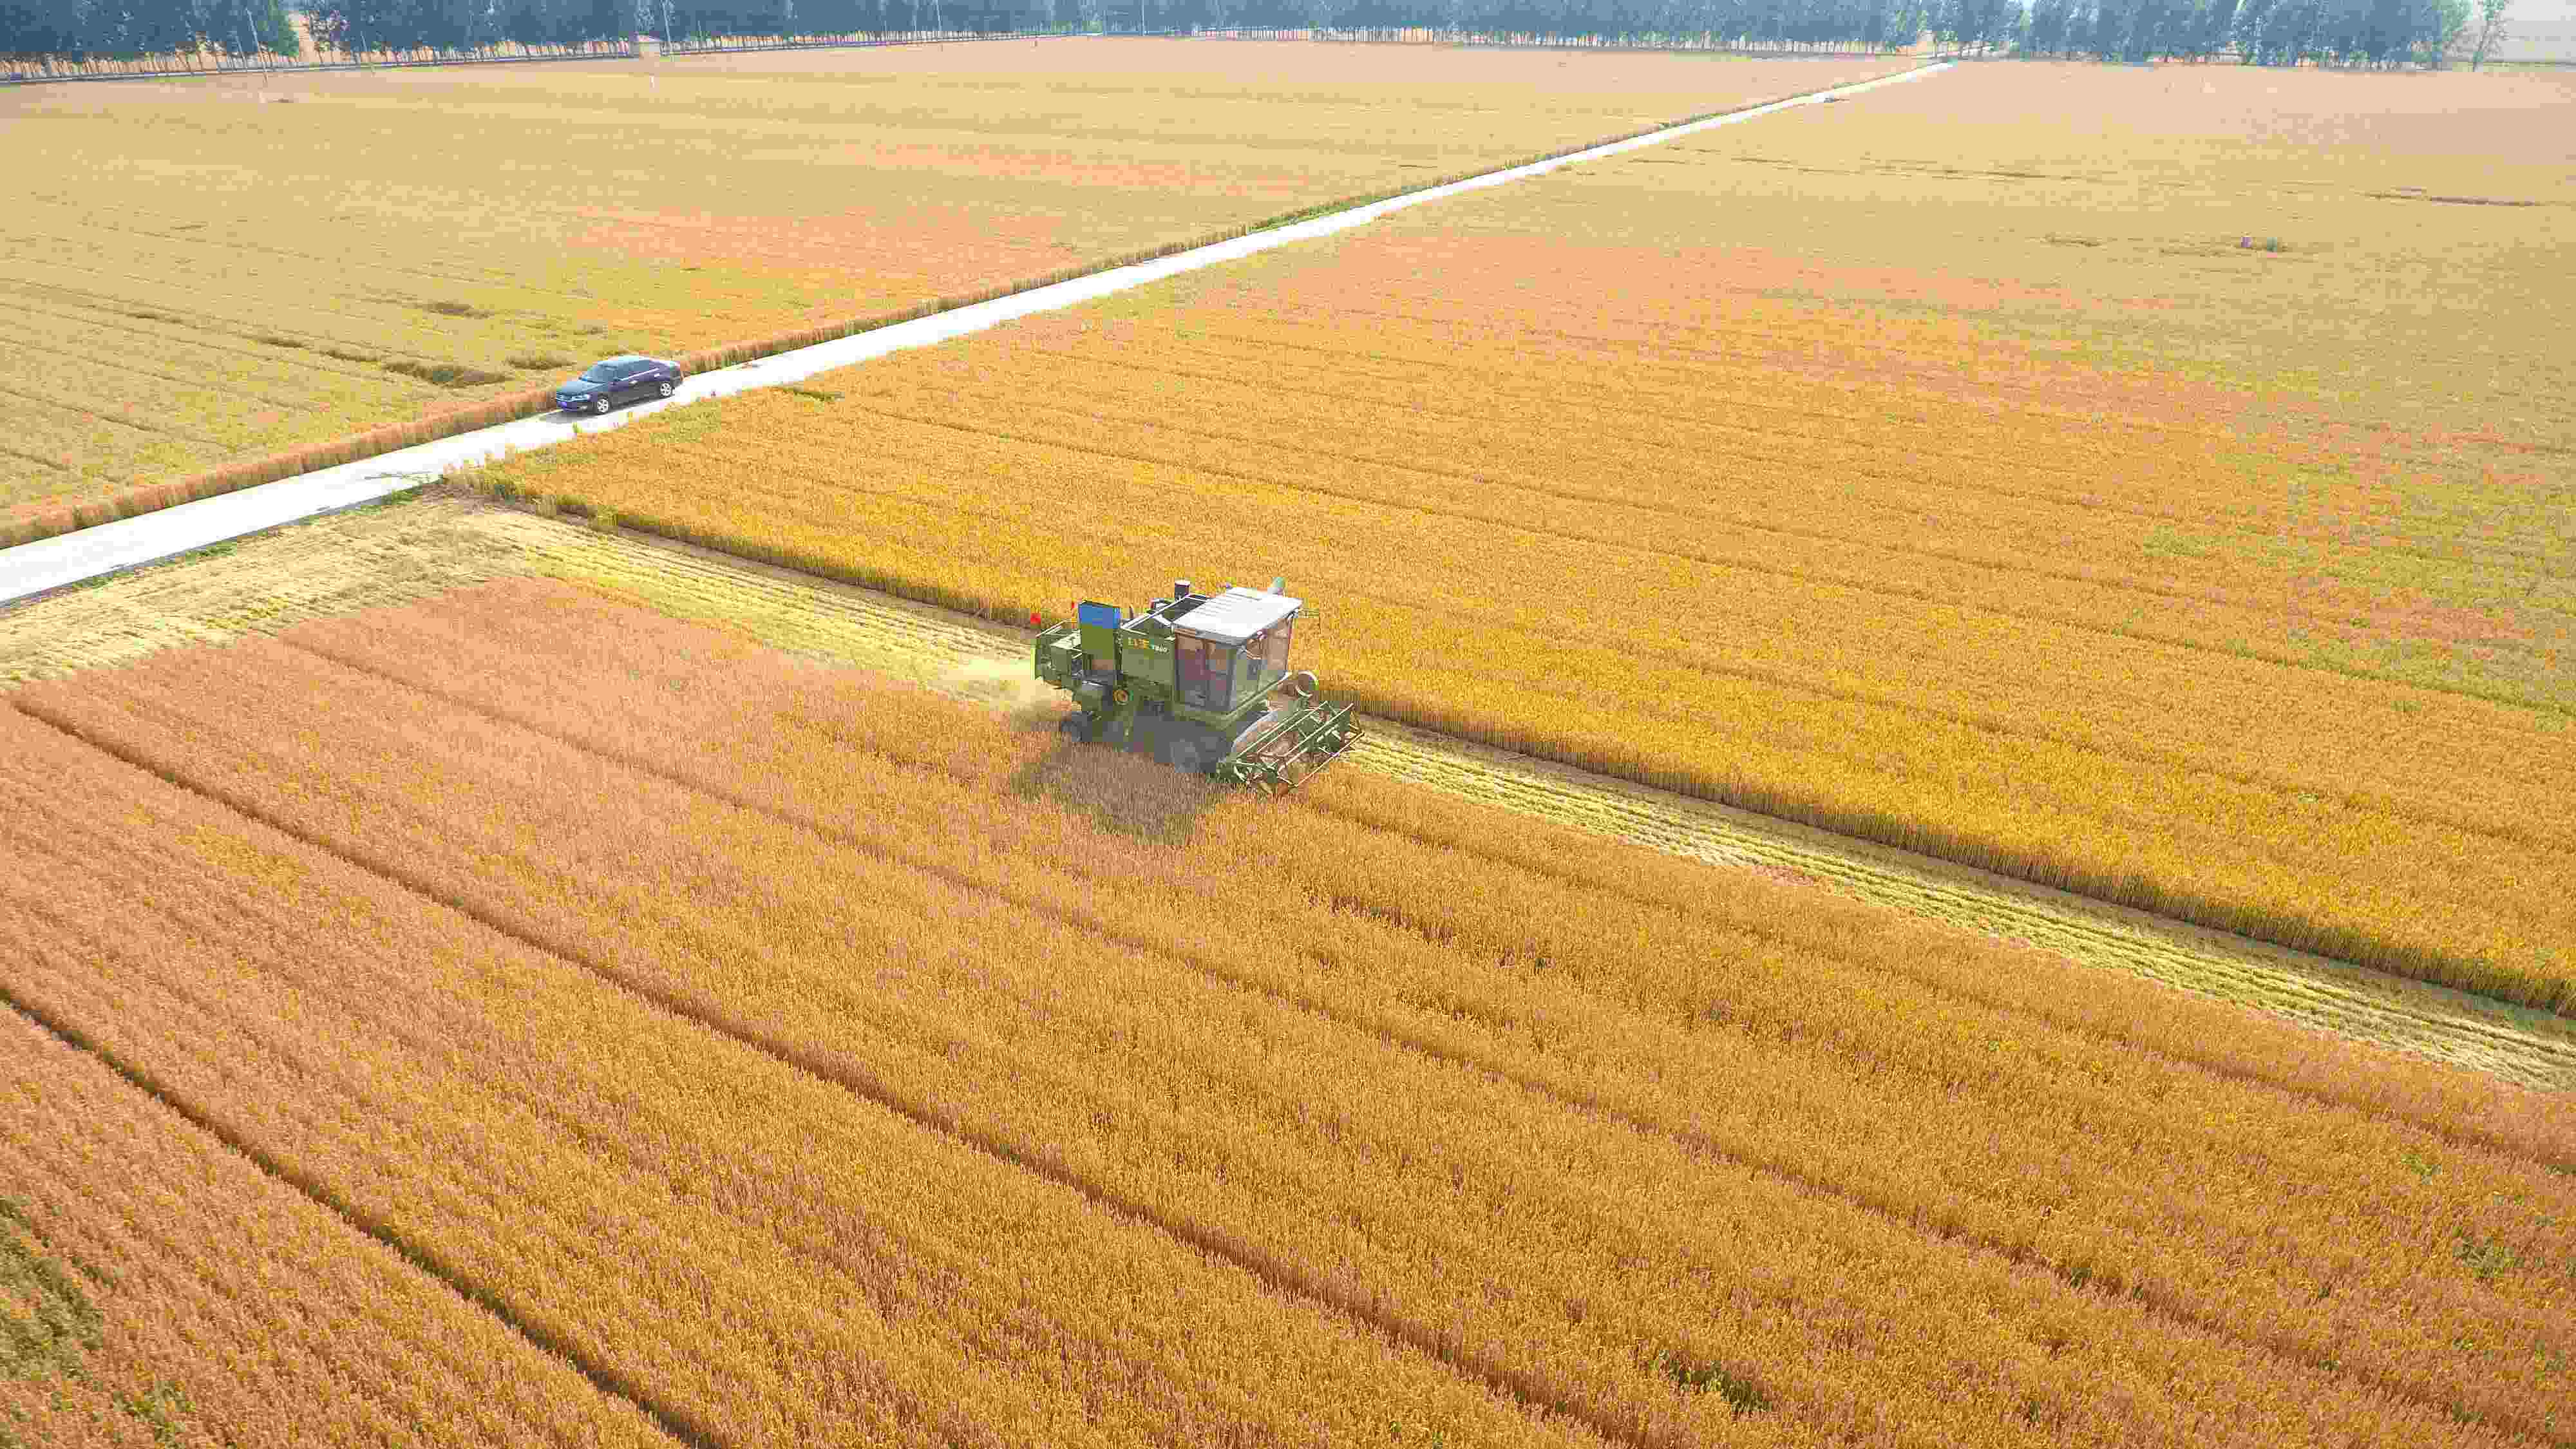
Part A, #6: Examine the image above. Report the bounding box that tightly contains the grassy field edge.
[0,62,1929,553]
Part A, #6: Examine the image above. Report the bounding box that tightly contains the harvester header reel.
[1031,574,1358,794]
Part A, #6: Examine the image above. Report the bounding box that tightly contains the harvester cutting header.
[1034,575,1358,794]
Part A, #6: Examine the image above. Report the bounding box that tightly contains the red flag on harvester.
[1028,611,1041,627]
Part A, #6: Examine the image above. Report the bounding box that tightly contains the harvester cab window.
[1205,646,1234,710]
[1259,618,1293,679]
[1177,634,1235,710]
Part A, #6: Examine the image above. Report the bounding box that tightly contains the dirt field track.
[8,486,2569,1092]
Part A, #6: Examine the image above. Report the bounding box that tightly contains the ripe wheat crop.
[466,64,2576,1012]
[0,1008,676,1448]
[0,42,1904,537]
[8,578,2573,1447]
[0,698,1618,1449]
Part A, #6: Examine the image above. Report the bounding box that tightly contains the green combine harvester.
[1033,575,1359,793]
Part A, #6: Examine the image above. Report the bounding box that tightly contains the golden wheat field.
[463,60,2576,1012]
[4,577,2575,1446]
[0,41,1906,528]
[9,486,2571,1095]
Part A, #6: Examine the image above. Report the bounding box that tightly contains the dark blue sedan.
[554,355,683,415]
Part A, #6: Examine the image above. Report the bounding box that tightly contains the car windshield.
[579,363,621,382]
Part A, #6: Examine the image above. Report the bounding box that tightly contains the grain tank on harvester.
[1033,576,1359,793]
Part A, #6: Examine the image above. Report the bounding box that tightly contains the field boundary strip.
[0,59,1953,599]
[0,982,714,1449]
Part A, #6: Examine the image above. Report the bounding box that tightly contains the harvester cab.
[1032,574,1359,793]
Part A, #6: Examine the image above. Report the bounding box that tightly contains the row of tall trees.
[0,0,2517,68]
[658,0,1951,43]
[2,0,300,64]
[300,0,631,52]
[0,0,630,67]
[650,0,1069,44]
[2019,0,2512,64]
[1240,0,2512,61]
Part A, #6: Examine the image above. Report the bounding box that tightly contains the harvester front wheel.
[1058,712,1094,743]
[1164,737,1209,775]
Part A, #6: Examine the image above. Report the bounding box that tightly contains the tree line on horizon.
[1,0,2521,73]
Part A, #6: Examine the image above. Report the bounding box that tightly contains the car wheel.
[657,379,675,398]
[591,395,612,415]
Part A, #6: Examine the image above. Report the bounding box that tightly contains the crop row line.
[0,261,471,400]
[1141,325,2574,574]
[0,319,319,415]
[810,403,2573,855]
[1007,338,2570,605]
[1571,755,2553,1054]
[14,191,531,289]
[0,378,222,448]
[0,972,711,1449]
[1287,777,2576,1164]
[6,689,1670,1449]
[0,290,431,392]
[1198,305,2260,457]
[0,440,75,475]
[1179,303,2571,546]
[263,634,2563,1446]
[3,218,620,319]
[1333,290,2576,460]
[916,360,2567,682]
[0,246,546,383]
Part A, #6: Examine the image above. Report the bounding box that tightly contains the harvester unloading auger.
[1033,575,1359,794]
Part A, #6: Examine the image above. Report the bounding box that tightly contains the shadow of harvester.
[1004,733,1227,849]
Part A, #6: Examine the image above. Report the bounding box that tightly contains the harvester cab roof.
[1161,585,1302,646]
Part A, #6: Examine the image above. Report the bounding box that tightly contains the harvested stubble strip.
[276,580,2576,1441]
[0,706,1613,1449]
[11,589,2544,1449]
[0,1010,681,1449]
